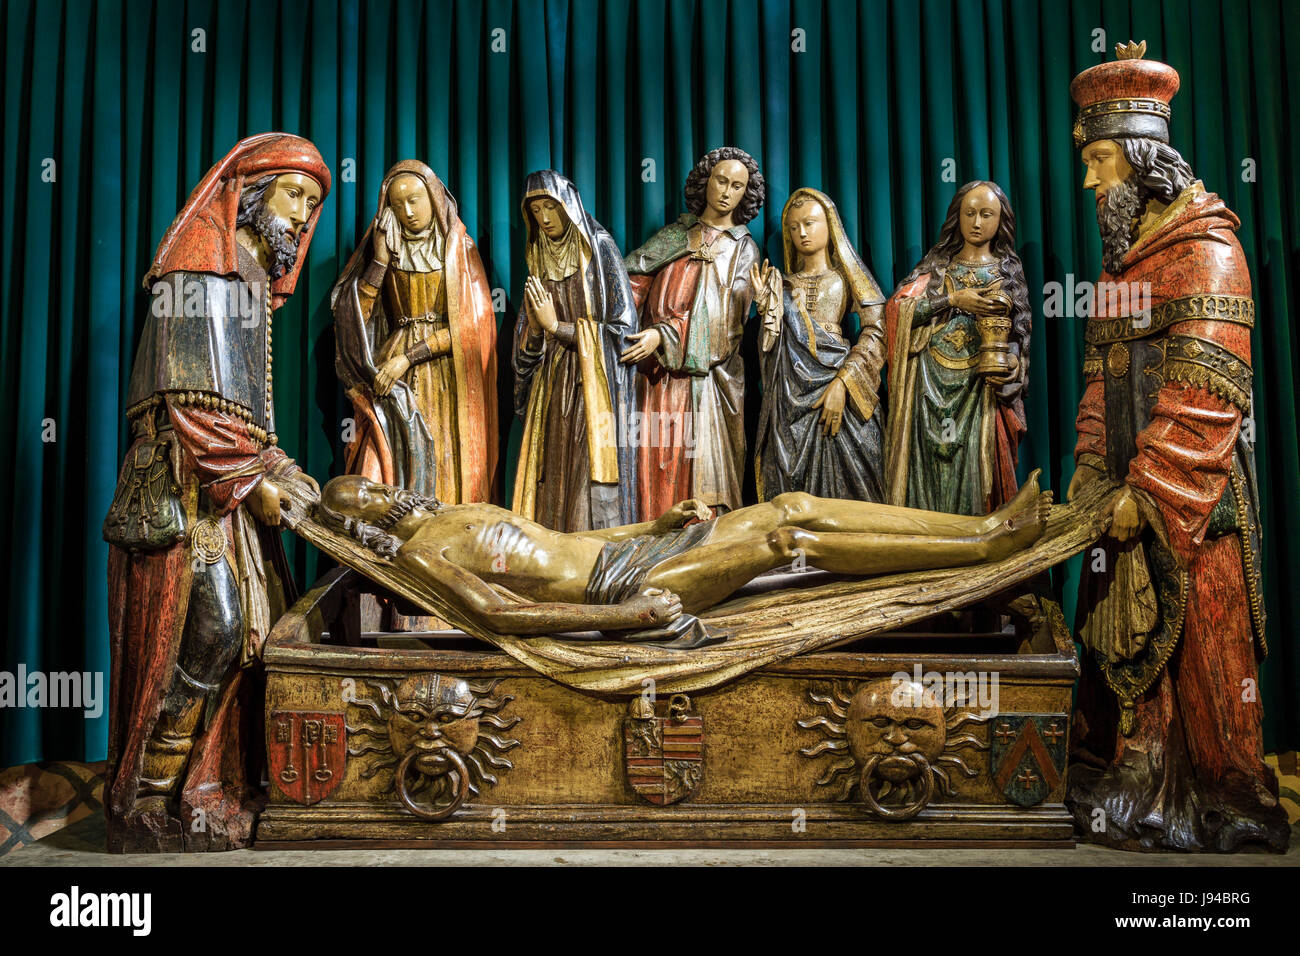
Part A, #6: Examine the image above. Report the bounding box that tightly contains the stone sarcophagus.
[257,568,1078,847]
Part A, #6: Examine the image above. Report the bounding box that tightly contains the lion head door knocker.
[624,693,704,805]
[346,674,521,821]
[798,679,988,820]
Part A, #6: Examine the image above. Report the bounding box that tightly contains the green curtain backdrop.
[2,0,1297,766]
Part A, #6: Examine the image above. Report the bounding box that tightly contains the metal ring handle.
[395,748,470,821]
[858,753,934,821]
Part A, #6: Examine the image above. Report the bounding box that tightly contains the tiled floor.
[1273,752,1300,822]
[0,761,105,857]
[2,755,1296,865]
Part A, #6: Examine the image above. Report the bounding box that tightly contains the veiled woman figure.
[331,160,498,504]
[512,170,640,531]
[752,187,888,501]
[884,181,1031,515]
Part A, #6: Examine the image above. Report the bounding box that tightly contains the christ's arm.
[394,544,681,635]
[578,499,716,542]
[579,518,660,543]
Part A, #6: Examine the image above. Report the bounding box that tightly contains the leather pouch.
[103,436,186,550]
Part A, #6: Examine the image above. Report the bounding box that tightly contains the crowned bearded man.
[103,133,330,851]
[1065,43,1288,851]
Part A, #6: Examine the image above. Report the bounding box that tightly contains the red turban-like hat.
[1070,41,1180,149]
[144,132,332,308]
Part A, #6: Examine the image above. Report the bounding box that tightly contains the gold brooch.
[943,328,972,351]
[1107,342,1131,378]
[190,517,227,564]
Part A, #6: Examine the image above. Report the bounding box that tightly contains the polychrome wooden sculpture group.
[103,46,1288,853]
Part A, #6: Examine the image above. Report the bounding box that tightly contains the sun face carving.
[798,678,988,819]
[346,673,521,820]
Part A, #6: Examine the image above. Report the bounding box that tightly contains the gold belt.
[1086,294,1254,345]
[394,313,449,328]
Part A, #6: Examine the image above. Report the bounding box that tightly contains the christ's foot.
[982,468,1042,533]
[986,487,1052,561]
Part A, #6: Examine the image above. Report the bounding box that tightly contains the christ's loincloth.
[585,521,724,649]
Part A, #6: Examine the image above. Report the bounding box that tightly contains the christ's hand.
[655,498,714,532]
[623,588,683,627]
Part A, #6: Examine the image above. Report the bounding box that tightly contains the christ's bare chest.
[406,510,572,591]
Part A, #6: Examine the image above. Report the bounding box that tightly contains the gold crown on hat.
[1070,40,1180,148]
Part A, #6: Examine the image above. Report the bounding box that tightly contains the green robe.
[903,261,1001,515]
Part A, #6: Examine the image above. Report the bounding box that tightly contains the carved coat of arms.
[623,694,703,805]
[268,711,347,805]
[989,714,1068,807]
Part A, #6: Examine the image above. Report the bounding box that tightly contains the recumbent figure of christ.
[317,472,1051,649]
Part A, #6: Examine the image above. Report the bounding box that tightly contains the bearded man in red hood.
[103,134,330,851]
[1065,43,1287,852]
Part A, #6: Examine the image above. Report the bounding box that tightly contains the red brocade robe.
[1069,183,1287,851]
[105,133,330,852]
[626,215,759,521]
[106,400,298,851]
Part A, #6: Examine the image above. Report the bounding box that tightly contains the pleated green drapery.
[2,0,1297,766]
